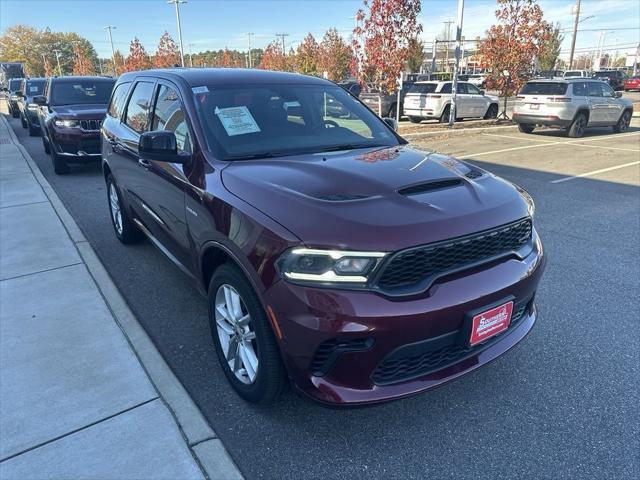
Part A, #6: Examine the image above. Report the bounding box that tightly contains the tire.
[51,149,70,175]
[409,116,422,124]
[518,123,535,134]
[387,103,397,118]
[208,263,287,404]
[28,123,39,136]
[439,105,451,123]
[20,115,27,128]
[11,107,19,118]
[484,104,498,119]
[42,134,50,154]
[613,110,632,133]
[106,174,143,244]
[567,112,587,138]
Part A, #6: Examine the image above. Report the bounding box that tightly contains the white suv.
[513,78,633,138]
[403,81,499,123]
[563,70,590,78]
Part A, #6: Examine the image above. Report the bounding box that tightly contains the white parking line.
[469,142,561,157]
[550,161,640,184]
[482,133,557,143]
[565,143,640,153]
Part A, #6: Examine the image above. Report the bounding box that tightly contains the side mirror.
[479,90,485,95]
[33,95,47,106]
[139,131,191,164]
[614,91,623,98]
[382,117,398,131]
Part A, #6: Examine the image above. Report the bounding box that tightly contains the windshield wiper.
[317,143,390,153]
[225,151,284,161]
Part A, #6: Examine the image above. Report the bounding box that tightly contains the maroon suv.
[35,76,116,174]
[101,69,545,405]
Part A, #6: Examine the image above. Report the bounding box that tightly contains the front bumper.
[51,127,102,160]
[265,230,545,405]
[513,112,572,127]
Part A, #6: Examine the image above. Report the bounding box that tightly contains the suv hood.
[51,104,108,119]
[221,146,531,251]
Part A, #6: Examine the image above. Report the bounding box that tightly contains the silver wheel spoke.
[216,316,234,336]
[226,336,238,361]
[237,314,251,327]
[239,342,258,381]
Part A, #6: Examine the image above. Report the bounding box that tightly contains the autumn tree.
[295,33,319,75]
[72,43,95,75]
[154,31,180,68]
[259,41,288,71]
[44,58,53,77]
[319,28,353,81]
[538,23,563,70]
[406,37,425,72]
[353,0,422,92]
[478,0,551,98]
[126,37,151,72]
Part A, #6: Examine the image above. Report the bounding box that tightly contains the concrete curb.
[1,115,243,480]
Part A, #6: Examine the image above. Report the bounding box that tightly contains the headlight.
[513,184,535,218]
[277,248,387,284]
[27,103,38,110]
[54,119,79,128]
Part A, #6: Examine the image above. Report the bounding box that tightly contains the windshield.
[407,83,438,94]
[50,79,115,105]
[192,84,400,160]
[520,82,568,95]
[594,71,614,77]
[25,79,45,95]
[564,71,582,77]
[8,79,21,91]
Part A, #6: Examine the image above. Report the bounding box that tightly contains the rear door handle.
[138,158,151,168]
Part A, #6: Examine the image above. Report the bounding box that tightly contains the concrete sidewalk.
[0,113,242,479]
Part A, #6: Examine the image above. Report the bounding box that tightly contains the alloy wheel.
[620,112,631,132]
[575,116,586,136]
[109,183,123,235]
[215,284,259,384]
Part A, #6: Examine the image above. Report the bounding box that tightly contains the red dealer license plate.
[469,301,513,346]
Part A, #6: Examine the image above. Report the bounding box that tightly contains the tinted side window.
[440,83,452,94]
[456,83,469,94]
[125,81,155,133]
[107,82,131,119]
[587,82,602,97]
[600,83,615,98]
[466,83,481,94]
[152,85,192,154]
[572,82,587,96]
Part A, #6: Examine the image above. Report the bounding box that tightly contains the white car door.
[599,82,622,123]
[587,81,608,124]
[465,83,486,117]
[451,82,472,117]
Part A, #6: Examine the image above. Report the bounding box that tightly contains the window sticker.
[29,86,39,93]
[192,86,209,94]
[214,106,261,136]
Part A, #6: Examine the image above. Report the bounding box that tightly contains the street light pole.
[568,0,581,69]
[246,32,254,68]
[188,43,194,67]
[167,0,187,67]
[104,26,117,76]
[449,0,465,127]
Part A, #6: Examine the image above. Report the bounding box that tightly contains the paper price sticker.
[215,106,261,136]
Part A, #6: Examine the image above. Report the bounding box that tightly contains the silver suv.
[513,78,633,137]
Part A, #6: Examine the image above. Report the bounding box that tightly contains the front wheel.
[518,123,535,134]
[106,174,143,244]
[42,134,50,154]
[11,107,19,118]
[484,104,498,119]
[613,110,631,133]
[20,115,27,128]
[409,116,422,124]
[51,149,70,175]
[567,113,587,138]
[439,105,451,123]
[208,264,287,404]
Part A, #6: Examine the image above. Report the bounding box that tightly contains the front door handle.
[138,158,151,168]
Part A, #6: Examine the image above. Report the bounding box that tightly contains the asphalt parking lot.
[5,115,639,480]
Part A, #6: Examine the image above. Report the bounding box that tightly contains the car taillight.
[546,97,571,102]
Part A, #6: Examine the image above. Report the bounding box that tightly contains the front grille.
[310,338,374,376]
[371,301,530,385]
[377,218,532,291]
[58,137,100,155]
[80,119,102,131]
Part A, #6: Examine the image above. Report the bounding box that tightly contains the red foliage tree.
[295,33,319,75]
[319,28,352,81]
[353,0,422,92]
[478,0,551,97]
[126,37,151,72]
[259,41,288,71]
[154,31,180,68]
[72,43,95,75]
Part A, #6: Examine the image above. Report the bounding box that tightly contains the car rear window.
[564,71,582,77]
[50,79,116,106]
[520,82,568,95]
[407,83,438,94]
[8,79,21,91]
[25,79,45,95]
[594,71,614,77]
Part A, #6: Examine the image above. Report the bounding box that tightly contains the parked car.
[466,74,487,88]
[337,79,362,97]
[563,70,590,78]
[5,78,23,118]
[0,62,24,90]
[101,68,545,405]
[624,75,640,91]
[538,70,565,79]
[17,77,46,136]
[358,81,414,117]
[513,78,633,137]
[35,76,116,174]
[403,81,499,123]
[592,70,627,91]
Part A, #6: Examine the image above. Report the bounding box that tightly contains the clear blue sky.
[1,0,638,60]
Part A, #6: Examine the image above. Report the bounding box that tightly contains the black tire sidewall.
[106,174,142,244]
[207,264,286,404]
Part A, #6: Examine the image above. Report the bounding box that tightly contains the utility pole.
[188,43,194,67]
[41,53,47,75]
[246,32,254,68]
[449,0,465,127]
[53,50,63,76]
[430,40,437,76]
[443,20,454,72]
[104,26,118,76]
[275,33,289,55]
[568,0,581,69]
[167,0,187,67]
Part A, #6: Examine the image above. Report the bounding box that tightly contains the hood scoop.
[309,193,372,202]
[398,179,463,196]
